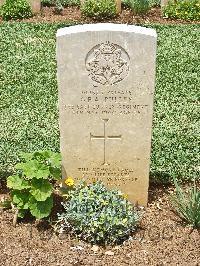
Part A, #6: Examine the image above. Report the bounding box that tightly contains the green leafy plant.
[163,0,200,21]
[81,0,117,18]
[60,0,80,6]
[7,151,61,220]
[171,177,200,228]
[1,0,32,20]
[54,0,64,13]
[57,181,139,245]
[41,0,80,6]
[123,0,150,14]
[41,0,54,6]
[149,0,160,7]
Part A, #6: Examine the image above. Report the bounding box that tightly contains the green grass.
[0,22,199,183]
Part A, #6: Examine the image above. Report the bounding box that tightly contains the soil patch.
[0,184,200,266]
[1,6,200,24]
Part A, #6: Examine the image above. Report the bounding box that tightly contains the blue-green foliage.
[172,178,200,228]
[57,182,139,245]
[0,23,199,183]
[123,0,150,14]
[123,0,160,7]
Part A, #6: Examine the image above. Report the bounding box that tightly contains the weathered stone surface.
[161,0,170,7]
[29,0,41,14]
[57,24,157,206]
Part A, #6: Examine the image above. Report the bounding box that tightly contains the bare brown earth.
[1,6,200,24]
[0,183,200,266]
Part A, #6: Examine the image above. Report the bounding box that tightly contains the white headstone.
[57,24,157,206]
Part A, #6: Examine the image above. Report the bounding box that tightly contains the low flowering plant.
[57,181,139,245]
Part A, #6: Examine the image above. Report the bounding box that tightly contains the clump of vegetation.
[81,0,117,18]
[0,0,32,20]
[171,177,200,228]
[7,151,61,221]
[41,0,53,6]
[57,181,139,245]
[61,0,80,6]
[41,0,80,6]
[122,0,150,14]
[163,0,200,21]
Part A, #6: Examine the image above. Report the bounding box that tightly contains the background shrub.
[81,0,117,18]
[1,0,32,20]
[41,0,54,6]
[122,0,150,14]
[149,0,160,6]
[61,0,80,6]
[0,23,199,183]
[163,0,200,21]
[57,182,139,245]
[41,0,80,7]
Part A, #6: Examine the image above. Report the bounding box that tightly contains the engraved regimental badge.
[86,41,130,86]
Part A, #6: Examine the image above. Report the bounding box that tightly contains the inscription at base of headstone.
[57,24,157,206]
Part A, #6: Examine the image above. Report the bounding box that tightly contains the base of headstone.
[161,0,170,7]
[29,0,41,14]
[115,0,121,14]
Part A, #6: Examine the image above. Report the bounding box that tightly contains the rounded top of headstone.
[56,23,157,38]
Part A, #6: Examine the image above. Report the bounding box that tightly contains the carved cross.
[90,119,122,165]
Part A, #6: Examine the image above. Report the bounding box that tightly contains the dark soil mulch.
[1,184,200,266]
[1,6,200,24]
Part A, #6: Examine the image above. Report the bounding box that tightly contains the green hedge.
[163,0,200,21]
[0,23,199,183]
[0,0,32,20]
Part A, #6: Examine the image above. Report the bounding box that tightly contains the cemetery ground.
[0,183,200,265]
[0,21,199,266]
[1,5,200,24]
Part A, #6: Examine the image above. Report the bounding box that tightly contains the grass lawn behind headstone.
[0,22,199,183]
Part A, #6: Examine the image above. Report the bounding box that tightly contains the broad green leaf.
[12,190,30,209]
[15,160,50,179]
[7,175,30,190]
[29,196,53,219]
[18,209,27,218]
[48,152,61,168]
[49,167,61,180]
[30,178,53,201]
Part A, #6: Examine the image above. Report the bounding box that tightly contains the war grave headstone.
[56,23,157,205]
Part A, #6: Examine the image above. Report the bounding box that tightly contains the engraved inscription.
[90,119,122,166]
[77,166,138,186]
[86,41,129,86]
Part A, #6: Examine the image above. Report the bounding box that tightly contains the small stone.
[91,245,99,252]
[70,246,84,251]
[105,251,115,256]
